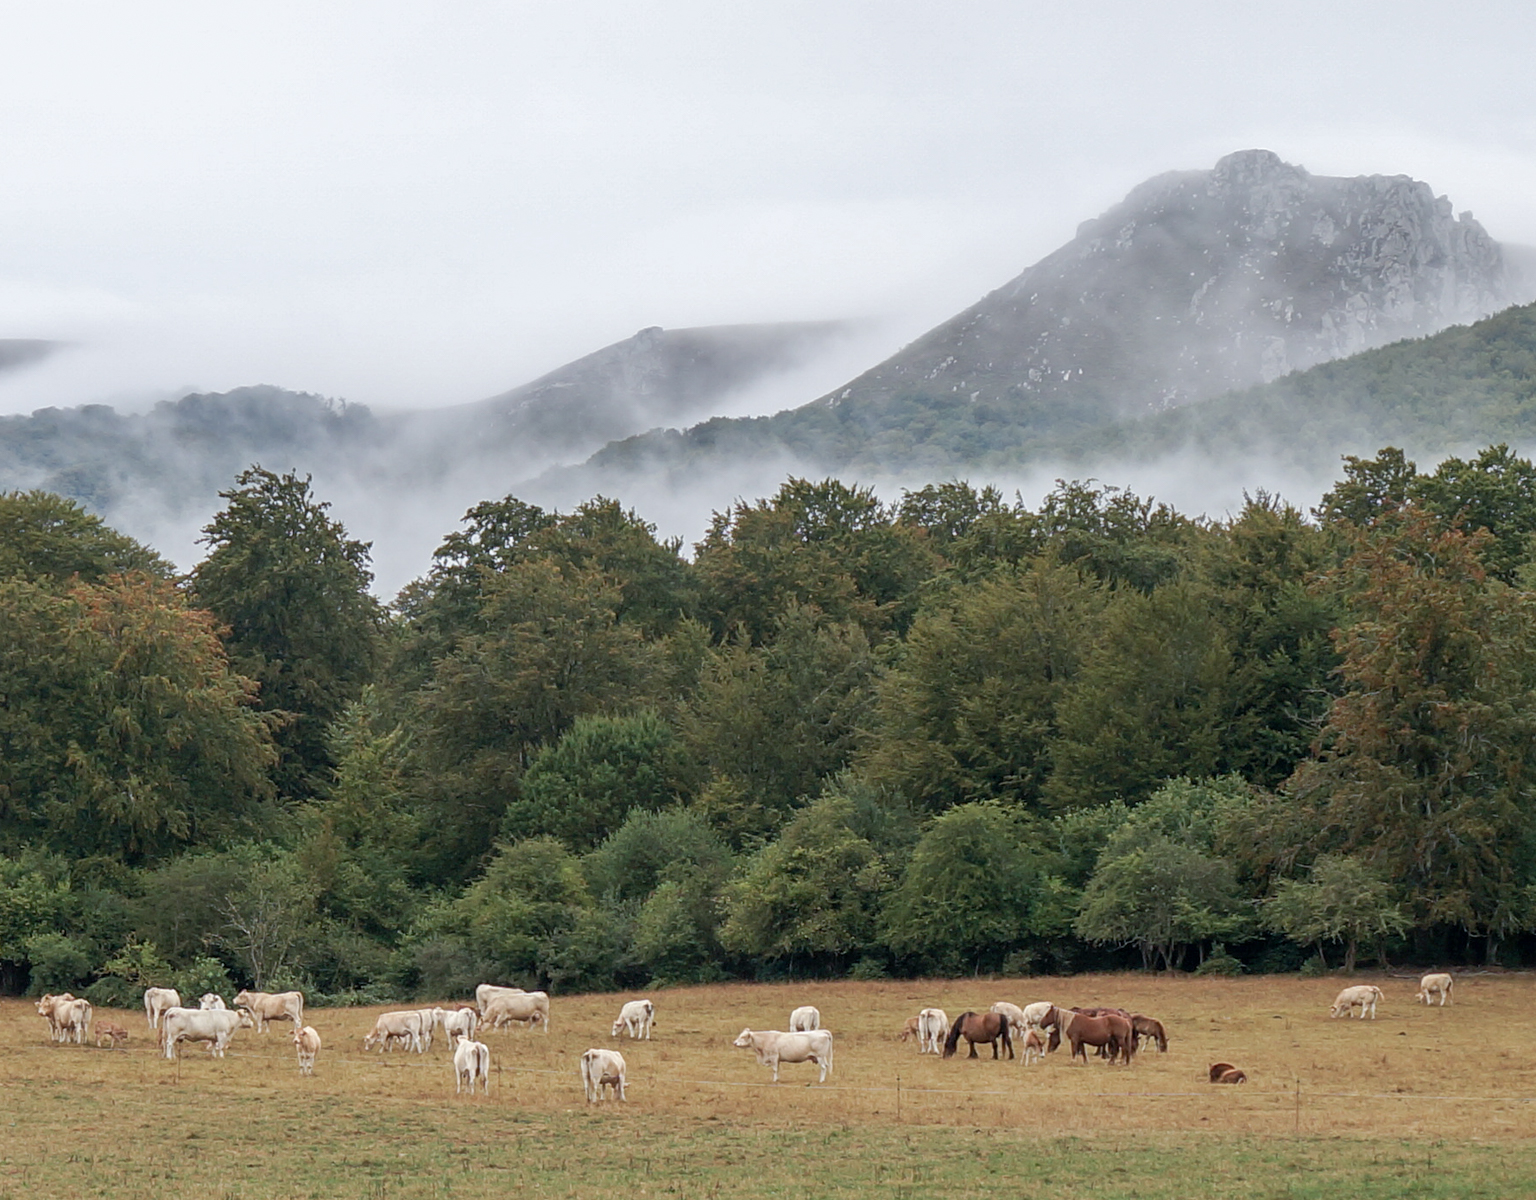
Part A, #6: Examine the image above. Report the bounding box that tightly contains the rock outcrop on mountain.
[816,149,1511,433]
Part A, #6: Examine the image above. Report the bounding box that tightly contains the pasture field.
[4,972,1535,1198]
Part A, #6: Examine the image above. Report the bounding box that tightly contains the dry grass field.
[4,972,1535,1198]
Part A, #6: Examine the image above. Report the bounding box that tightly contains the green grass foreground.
[1,1080,1528,1200]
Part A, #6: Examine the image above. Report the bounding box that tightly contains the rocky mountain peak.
[818,151,1513,432]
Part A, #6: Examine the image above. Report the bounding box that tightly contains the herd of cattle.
[30,970,1462,1100]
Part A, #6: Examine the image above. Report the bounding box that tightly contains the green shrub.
[1193,943,1244,976]
[174,956,236,1003]
[849,955,889,981]
[23,931,93,994]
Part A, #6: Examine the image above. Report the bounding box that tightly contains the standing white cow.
[474,984,526,1017]
[483,990,550,1033]
[788,1005,821,1032]
[581,1048,628,1101]
[733,1028,834,1083]
[36,993,78,1042]
[1416,973,1454,1006]
[144,987,181,1030]
[233,989,304,1032]
[364,1010,428,1052]
[991,1001,1028,1044]
[294,1026,322,1075]
[917,1007,949,1055]
[199,993,227,1010]
[611,999,654,1039]
[453,1034,491,1094]
[161,1007,251,1059]
[434,1006,479,1044]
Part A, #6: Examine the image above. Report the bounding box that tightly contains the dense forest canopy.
[5,445,1536,1001]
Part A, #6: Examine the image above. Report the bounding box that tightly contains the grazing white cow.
[1416,973,1454,1006]
[991,1001,1028,1044]
[143,987,181,1030]
[453,1034,491,1095]
[788,1005,821,1032]
[733,1028,834,1083]
[434,1006,479,1044]
[294,1025,321,1075]
[917,1007,949,1055]
[1330,984,1385,1019]
[581,1048,628,1101]
[364,1010,428,1053]
[611,999,654,1039]
[474,984,526,1017]
[199,993,227,1010]
[483,990,550,1033]
[233,989,304,1032]
[161,1007,251,1059]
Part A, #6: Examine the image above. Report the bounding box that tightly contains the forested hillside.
[5,446,1536,1001]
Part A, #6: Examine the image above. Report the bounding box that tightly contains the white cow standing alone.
[917,1007,949,1055]
[1330,984,1385,1019]
[581,1048,628,1101]
[161,1007,252,1059]
[733,1028,834,1083]
[611,999,655,1039]
[453,1034,491,1095]
[788,1005,821,1032]
[1416,973,1454,1006]
[294,1026,322,1075]
[143,987,180,1030]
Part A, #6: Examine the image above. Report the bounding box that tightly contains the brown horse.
[1047,1005,1133,1065]
[942,1011,1013,1060]
[1130,1014,1168,1053]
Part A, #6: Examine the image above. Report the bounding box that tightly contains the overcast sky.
[1,0,1533,418]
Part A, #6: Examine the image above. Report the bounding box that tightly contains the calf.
[733,1028,834,1083]
[95,1021,129,1049]
[611,999,655,1039]
[453,1034,491,1095]
[581,1048,628,1101]
[1415,973,1454,1006]
[294,1025,322,1075]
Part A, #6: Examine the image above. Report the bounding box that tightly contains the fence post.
[1294,1076,1300,1135]
[896,1073,901,1123]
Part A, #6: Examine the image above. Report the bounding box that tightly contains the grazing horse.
[1130,1014,1168,1053]
[942,1011,1013,1060]
[1047,1005,1133,1065]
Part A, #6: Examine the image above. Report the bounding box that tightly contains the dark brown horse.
[1130,1013,1168,1053]
[942,1011,1013,1059]
[1047,1005,1133,1065]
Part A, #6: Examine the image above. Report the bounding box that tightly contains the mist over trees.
[6,446,1536,1001]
